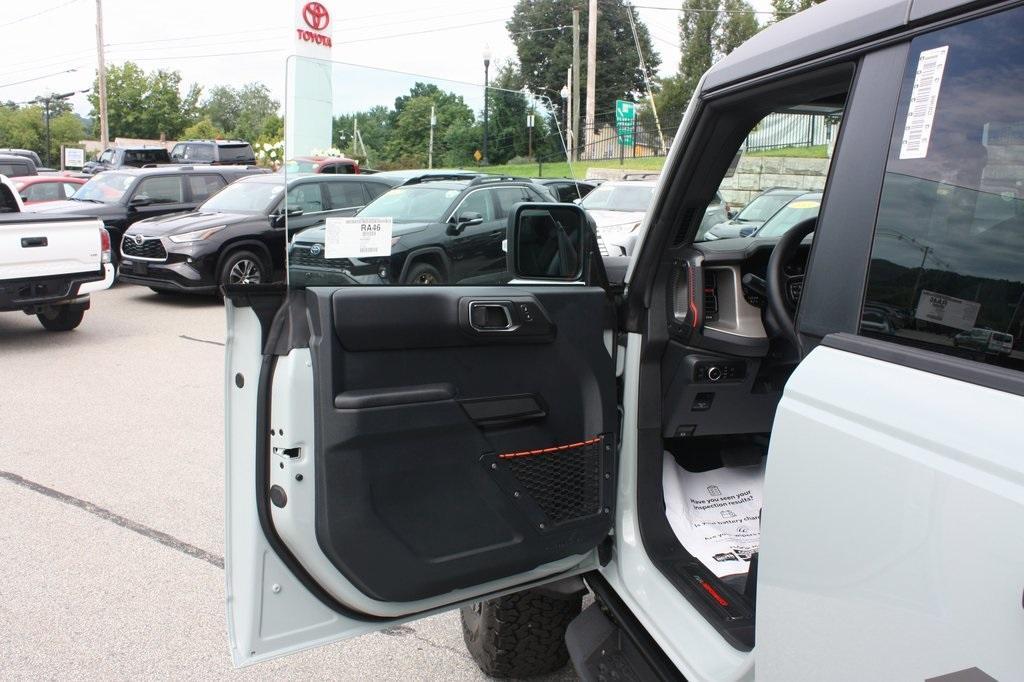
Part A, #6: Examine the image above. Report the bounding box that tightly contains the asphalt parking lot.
[0,283,577,680]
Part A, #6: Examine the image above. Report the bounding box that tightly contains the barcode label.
[899,45,949,160]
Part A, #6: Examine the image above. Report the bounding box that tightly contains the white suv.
[223,1,1024,679]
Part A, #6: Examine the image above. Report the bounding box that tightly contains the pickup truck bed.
[0,211,113,329]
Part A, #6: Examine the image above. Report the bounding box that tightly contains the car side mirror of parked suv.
[447,211,484,235]
[507,203,587,281]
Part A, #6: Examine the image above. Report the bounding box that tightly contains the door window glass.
[455,189,495,221]
[188,175,226,202]
[860,6,1024,372]
[24,183,62,202]
[493,187,531,219]
[287,183,324,213]
[324,182,365,209]
[134,176,184,203]
[63,183,82,198]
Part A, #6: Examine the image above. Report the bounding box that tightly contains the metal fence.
[741,112,836,152]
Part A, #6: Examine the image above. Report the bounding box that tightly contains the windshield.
[581,184,654,212]
[72,172,134,203]
[201,180,283,213]
[736,193,793,222]
[285,160,316,173]
[755,196,822,238]
[359,186,460,222]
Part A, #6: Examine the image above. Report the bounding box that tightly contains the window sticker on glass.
[914,290,981,331]
[325,217,393,259]
[899,45,949,160]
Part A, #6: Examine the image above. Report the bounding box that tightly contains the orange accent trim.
[498,436,601,459]
[699,579,730,607]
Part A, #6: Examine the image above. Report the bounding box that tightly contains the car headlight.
[168,226,226,243]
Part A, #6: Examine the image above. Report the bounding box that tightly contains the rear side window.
[0,163,29,177]
[186,144,215,162]
[188,174,226,201]
[364,182,392,200]
[860,5,1024,372]
[324,181,365,209]
[134,176,185,204]
[217,144,254,163]
[493,187,532,219]
[287,183,324,213]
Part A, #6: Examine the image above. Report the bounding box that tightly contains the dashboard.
[660,237,810,438]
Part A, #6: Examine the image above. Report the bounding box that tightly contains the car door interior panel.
[289,285,616,605]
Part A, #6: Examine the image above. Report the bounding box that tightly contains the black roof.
[176,139,252,146]
[95,165,263,177]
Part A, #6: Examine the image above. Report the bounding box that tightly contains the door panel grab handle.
[21,237,47,248]
[468,301,517,332]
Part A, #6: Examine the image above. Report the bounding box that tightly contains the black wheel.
[460,588,582,678]
[403,262,444,285]
[36,306,85,332]
[219,250,267,288]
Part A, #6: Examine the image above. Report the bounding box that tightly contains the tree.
[771,0,823,23]
[0,105,82,163]
[88,62,199,139]
[717,0,760,55]
[385,84,476,167]
[201,83,279,143]
[182,116,224,140]
[507,0,660,126]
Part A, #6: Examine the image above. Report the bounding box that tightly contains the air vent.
[704,271,719,322]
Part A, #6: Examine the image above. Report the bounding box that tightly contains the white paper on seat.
[662,453,765,578]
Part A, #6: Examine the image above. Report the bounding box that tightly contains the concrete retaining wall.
[585,155,831,206]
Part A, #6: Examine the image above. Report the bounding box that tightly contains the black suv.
[0,154,37,177]
[118,174,402,294]
[170,140,256,166]
[25,165,267,263]
[289,176,552,286]
[82,146,171,175]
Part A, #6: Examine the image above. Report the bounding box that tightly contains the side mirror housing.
[739,226,756,238]
[447,211,483,235]
[128,196,152,208]
[506,203,589,281]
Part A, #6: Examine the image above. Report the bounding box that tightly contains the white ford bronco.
[224,1,1024,679]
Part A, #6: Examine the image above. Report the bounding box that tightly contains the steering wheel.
[765,216,816,352]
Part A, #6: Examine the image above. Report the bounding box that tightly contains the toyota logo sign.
[133,234,145,246]
[309,243,322,256]
[302,2,330,31]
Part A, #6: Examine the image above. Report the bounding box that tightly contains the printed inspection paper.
[662,454,765,578]
[899,45,949,160]
[914,289,980,331]
[324,217,393,259]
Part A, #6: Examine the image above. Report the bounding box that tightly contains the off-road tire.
[403,262,444,285]
[460,589,583,678]
[36,305,85,332]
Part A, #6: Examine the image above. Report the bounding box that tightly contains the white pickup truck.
[0,175,113,331]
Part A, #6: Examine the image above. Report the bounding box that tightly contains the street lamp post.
[560,85,570,154]
[482,45,491,166]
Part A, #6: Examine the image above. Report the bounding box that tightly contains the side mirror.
[447,211,483,235]
[507,203,588,281]
[572,198,582,205]
[272,206,303,227]
[739,226,756,238]
[128,196,152,208]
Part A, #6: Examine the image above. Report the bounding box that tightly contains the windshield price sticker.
[914,289,980,331]
[324,217,393,259]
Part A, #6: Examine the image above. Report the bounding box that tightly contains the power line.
[337,17,510,45]
[0,69,78,89]
[129,48,284,62]
[627,2,789,16]
[0,0,83,29]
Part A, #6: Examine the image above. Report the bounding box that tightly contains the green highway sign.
[615,99,636,146]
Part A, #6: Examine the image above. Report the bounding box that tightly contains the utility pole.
[428,104,435,169]
[565,68,573,159]
[95,0,109,150]
[571,8,581,163]
[352,117,358,157]
[585,0,597,157]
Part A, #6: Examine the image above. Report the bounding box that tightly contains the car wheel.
[36,305,85,332]
[403,262,444,285]
[219,250,267,288]
[460,588,582,678]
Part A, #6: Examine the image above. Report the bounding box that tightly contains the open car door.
[224,59,617,666]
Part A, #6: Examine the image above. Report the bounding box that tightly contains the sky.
[0,0,776,119]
